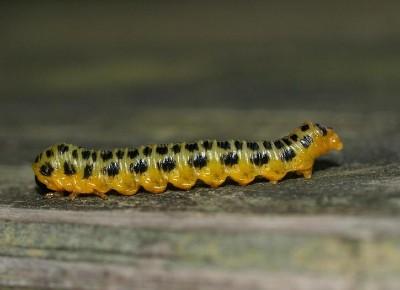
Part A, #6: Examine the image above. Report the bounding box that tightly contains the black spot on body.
[250,152,269,166]
[282,138,292,146]
[158,156,176,172]
[300,135,313,148]
[188,154,208,169]
[57,144,69,154]
[101,150,113,161]
[301,124,310,131]
[316,123,328,136]
[217,141,231,150]
[290,134,298,142]
[130,159,148,174]
[82,150,91,159]
[274,140,284,149]
[46,150,53,158]
[128,149,139,159]
[202,140,213,150]
[83,164,93,179]
[220,152,239,166]
[234,140,243,150]
[185,143,199,152]
[172,144,181,154]
[34,155,40,163]
[247,142,259,151]
[156,145,168,155]
[105,162,120,176]
[92,152,97,162]
[116,150,124,159]
[263,141,272,150]
[143,146,152,156]
[281,147,296,161]
[72,149,78,159]
[40,162,54,176]
[63,161,76,175]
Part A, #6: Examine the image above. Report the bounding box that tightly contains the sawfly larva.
[32,121,343,199]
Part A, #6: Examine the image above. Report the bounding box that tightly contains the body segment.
[32,122,343,199]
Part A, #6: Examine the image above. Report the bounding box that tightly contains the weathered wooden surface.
[1,1,400,289]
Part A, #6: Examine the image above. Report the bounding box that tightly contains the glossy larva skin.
[32,121,343,199]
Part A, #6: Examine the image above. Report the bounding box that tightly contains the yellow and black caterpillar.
[32,121,343,199]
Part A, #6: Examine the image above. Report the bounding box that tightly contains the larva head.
[325,127,343,151]
[297,121,343,156]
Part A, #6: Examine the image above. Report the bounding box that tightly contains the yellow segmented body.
[32,121,343,199]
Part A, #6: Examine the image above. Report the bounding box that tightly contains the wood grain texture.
[1,1,400,289]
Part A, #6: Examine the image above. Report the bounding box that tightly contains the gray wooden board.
[1,1,400,289]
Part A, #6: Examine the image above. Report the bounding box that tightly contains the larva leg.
[110,174,139,196]
[260,169,286,184]
[44,192,64,199]
[228,163,256,186]
[68,191,108,200]
[68,192,79,200]
[169,167,197,190]
[140,169,167,194]
[297,169,313,179]
[198,161,227,188]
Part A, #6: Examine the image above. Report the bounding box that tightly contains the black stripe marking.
[274,140,284,149]
[250,152,269,166]
[185,143,199,152]
[105,162,120,176]
[220,152,239,166]
[72,149,78,159]
[143,146,152,156]
[172,144,181,154]
[300,135,313,148]
[263,141,272,150]
[63,161,76,175]
[100,150,113,161]
[188,154,208,169]
[290,134,298,142]
[46,150,53,158]
[83,164,93,179]
[116,150,125,159]
[40,162,54,176]
[158,156,176,172]
[202,140,213,150]
[282,138,292,146]
[234,140,243,150]
[92,152,97,162]
[128,149,139,159]
[217,141,231,150]
[301,124,310,131]
[57,144,69,154]
[130,159,148,174]
[82,150,91,159]
[247,142,259,151]
[281,147,296,161]
[156,145,169,155]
